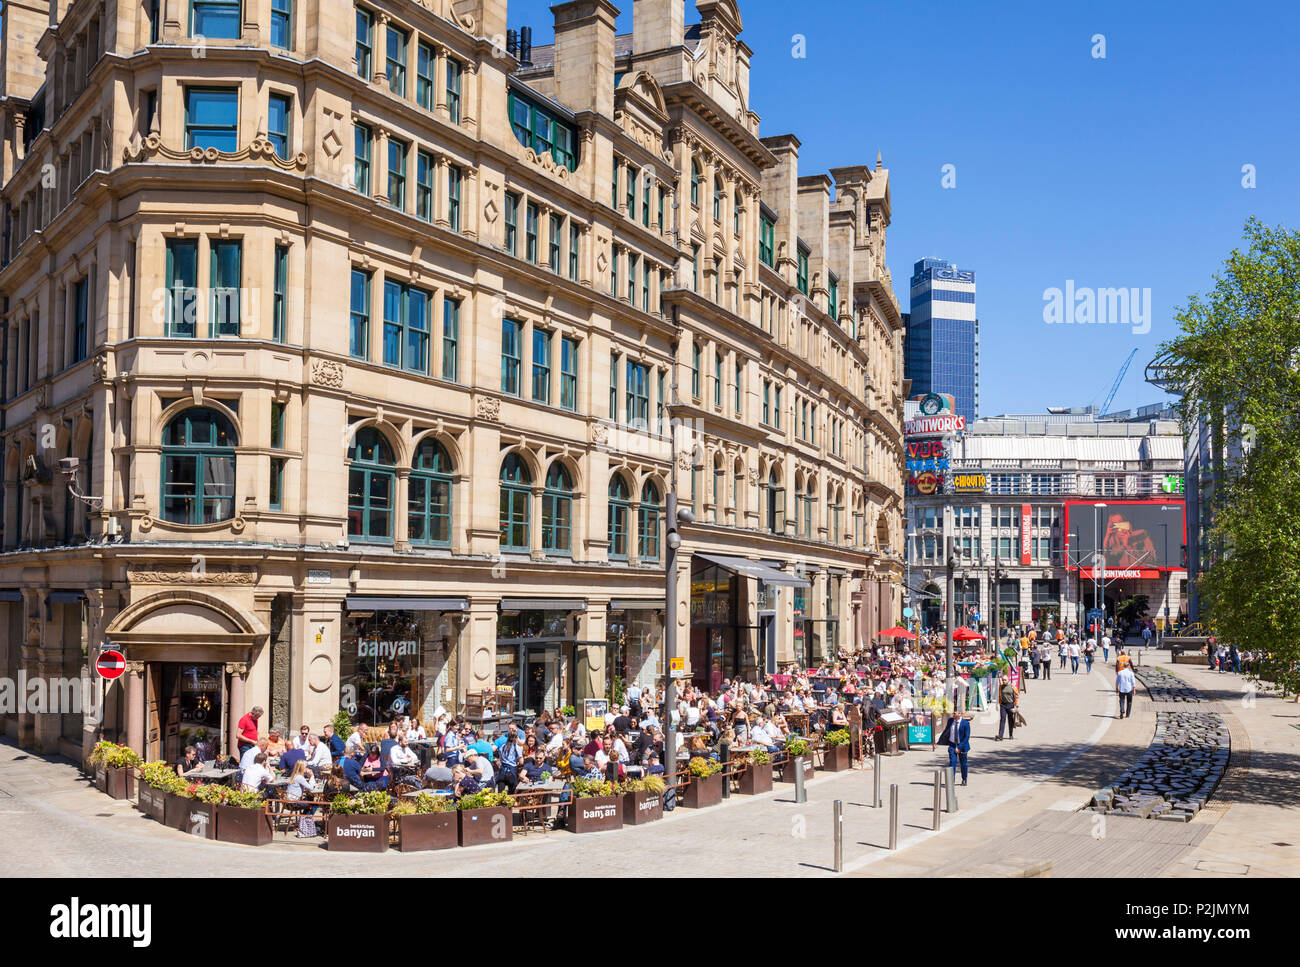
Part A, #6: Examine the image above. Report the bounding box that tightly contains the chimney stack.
[519,26,533,67]
[551,0,618,116]
[632,0,684,54]
[506,28,518,57]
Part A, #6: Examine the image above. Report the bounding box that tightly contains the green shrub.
[88,741,142,770]
[456,789,516,810]
[393,793,453,816]
[331,709,354,741]
[687,757,721,778]
[616,775,666,795]
[330,790,392,815]
[824,729,850,747]
[570,778,615,799]
[785,738,808,757]
[750,748,771,765]
[139,761,186,793]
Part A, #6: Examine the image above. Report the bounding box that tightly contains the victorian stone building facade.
[0,0,905,762]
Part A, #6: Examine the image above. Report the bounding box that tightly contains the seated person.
[451,764,480,800]
[339,751,366,790]
[306,733,333,771]
[279,742,307,776]
[241,752,273,793]
[389,735,420,770]
[379,722,401,761]
[424,751,455,787]
[292,725,313,751]
[344,724,368,756]
[175,745,204,778]
[265,727,288,758]
[578,754,603,780]
[358,744,390,791]
[193,731,216,763]
[322,723,346,760]
[518,750,549,784]
[239,738,269,773]
[462,748,494,787]
[612,707,633,734]
[644,752,665,776]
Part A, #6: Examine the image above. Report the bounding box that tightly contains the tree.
[1116,595,1150,625]
[1157,218,1300,695]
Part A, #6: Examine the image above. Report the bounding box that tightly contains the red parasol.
[878,626,916,639]
[953,627,985,641]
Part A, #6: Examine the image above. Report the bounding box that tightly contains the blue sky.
[526,0,1300,416]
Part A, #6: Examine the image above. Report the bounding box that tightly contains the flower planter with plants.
[620,776,665,825]
[737,749,773,794]
[88,741,140,800]
[184,785,222,839]
[457,790,515,847]
[327,791,392,852]
[393,793,458,852]
[569,778,623,834]
[822,729,851,772]
[135,762,181,823]
[164,782,199,831]
[210,787,275,847]
[683,757,723,808]
[779,739,813,783]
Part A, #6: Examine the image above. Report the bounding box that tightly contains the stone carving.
[747,468,758,485]
[475,397,500,422]
[483,195,499,223]
[123,133,308,171]
[127,564,259,585]
[591,423,609,445]
[310,359,345,388]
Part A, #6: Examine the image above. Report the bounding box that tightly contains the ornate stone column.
[125,661,146,757]
[225,661,247,757]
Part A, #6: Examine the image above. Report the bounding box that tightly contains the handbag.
[1013,710,1027,728]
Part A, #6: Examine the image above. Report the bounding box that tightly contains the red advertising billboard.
[1064,500,1185,571]
[1020,504,1031,565]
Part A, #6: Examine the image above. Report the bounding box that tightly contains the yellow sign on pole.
[669,656,685,678]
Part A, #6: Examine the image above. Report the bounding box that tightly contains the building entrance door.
[158,663,225,764]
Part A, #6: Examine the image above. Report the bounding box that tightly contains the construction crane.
[1099,348,1138,417]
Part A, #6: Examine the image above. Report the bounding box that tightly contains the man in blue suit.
[938,712,971,786]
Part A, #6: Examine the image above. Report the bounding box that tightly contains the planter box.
[738,763,773,795]
[396,812,458,852]
[779,755,814,783]
[458,806,513,847]
[216,805,274,847]
[103,766,136,800]
[137,784,166,822]
[623,789,663,825]
[683,771,723,808]
[822,744,850,772]
[163,792,193,831]
[327,813,391,852]
[571,795,623,834]
[93,763,107,793]
[183,800,217,839]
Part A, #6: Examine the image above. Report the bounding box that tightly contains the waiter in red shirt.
[237,706,264,754]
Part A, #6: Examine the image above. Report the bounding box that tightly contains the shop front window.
[340,610,453,726]
[496,610,572,715]
[606,609,665,695]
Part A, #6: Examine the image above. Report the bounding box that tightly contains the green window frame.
[347,427,395,542]
[532,328,551,403]
[269,456,285,511]
[499,453,531,551]
[353,122,371,194]
[734,360,742,415]
[71,277,88,363]
[507,91,578,171]
[504,191,518,255]
[267,92,291,160]
[350,267,370,359]
[611,247,619,297]
[714,351,723,407]
[568,223,579,280]
[625,165,636,216]
[541,463,572,555]
[625,360,649,431]
[416,41,434,110]
[209,239,241,336]
[355,7,373,80]
[642,259,650,313]
[270,0,291,48]
[416,150,434,221]
[656,369,665,434]
[548,214,561,273]
[609,351,619,420]
[774,386,782,429]
[408,437,452,546]
[447,165,461,231]
[560,336,578,411]
[442,297,459,381]
[446,57,462,124]
[191,0,241,39]
[691,342,701,398]
[691,244,700,293]
[382,280,429,373]
[501,318,522,395]
[762,380,770,425]
[607,474,631,559]
[828,274,839,317]
[525,202,538,263]
[387,137,407,210]
[627,252,637,304]
[657,188,665,234]
[386,25,407,97]
[760,215,774,267]
[184,87,238,152]
[272,244,288,343]
[690,160,700,207]
[612,159,619,209]
[270,400,285,449]
[796,245,809,295]
[638,480,660,561]
[713,176,722,221]
[733,191,741,235]
[162,407,237,525]
[643,178,652,227]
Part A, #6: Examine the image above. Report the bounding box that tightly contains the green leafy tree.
[1116,595,1150,625]
[1157,218,1300,695]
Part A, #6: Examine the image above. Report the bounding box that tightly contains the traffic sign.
[669,656,685,679]
[1087,608,1104,622]
[96,650,126,680]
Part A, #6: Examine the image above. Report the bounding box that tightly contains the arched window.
[348,427,395,541]
[713,176,723,221]
[408,437,452,546]
[542,462,573,555]
[608,473,631,559]
[766,468,784,534]
[162,407,237,525]
[638,480,660,561]
[499,453,532,551]
[690,160,700,208]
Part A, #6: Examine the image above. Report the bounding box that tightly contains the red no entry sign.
[96,650,126,680]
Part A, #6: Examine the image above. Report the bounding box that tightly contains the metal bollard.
[833,799,843,872]
[873,752,882,808]
[932,769,942,830]
[793,756,807,803]
[946,765,957,813]
[720,740,730,800]
[888,783,899,850]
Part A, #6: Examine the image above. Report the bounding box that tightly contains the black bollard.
[719,740,730,799]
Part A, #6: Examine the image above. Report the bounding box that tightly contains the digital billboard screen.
[1064,501,1185,571]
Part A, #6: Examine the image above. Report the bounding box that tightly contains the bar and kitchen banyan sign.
[356,639,419,658]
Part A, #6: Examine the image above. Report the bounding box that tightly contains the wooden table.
[182,767,239,783]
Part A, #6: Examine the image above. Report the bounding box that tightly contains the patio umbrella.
[953,627,985,641]
[877,626,916,639]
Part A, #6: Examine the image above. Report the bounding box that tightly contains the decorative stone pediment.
[123,133,307,171]
[127,564,259,585]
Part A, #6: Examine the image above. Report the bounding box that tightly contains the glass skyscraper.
[904,257,979,422]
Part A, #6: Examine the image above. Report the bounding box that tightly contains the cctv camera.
[58,457,81,475]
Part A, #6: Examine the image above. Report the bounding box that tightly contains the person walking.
[939,711,971,786]
[1030,643,1041,680]
[1101,632,1111,663]
[996,678,1019,741]
[1059,638,1068,670]
[1040,641,1052,680]
[1116,663,1135,718]
[1083,637,1095,674]
[1068,638,1081,674]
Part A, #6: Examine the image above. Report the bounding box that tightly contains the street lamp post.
[1158,520,1169,645]
[1094,503,1107,654]
[945,535,957,704]
[662,333,694,773]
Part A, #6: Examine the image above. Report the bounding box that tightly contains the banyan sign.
[951,472,986,493]
[904,414,966,436]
